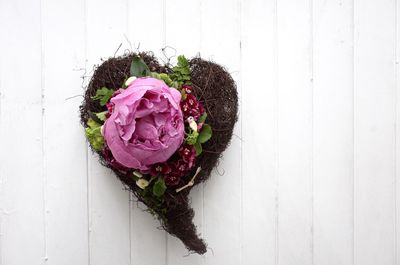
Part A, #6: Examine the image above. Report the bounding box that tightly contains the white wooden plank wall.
[0,0,399,264]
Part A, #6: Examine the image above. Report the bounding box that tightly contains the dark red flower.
[164,173,181,186]
[178,145,196,168]
[173,159,188,176]
[181,101,190,114]
[186,94,198,108]
[180,93,205,120]
[181,85,193,94]
[150,163,172,176]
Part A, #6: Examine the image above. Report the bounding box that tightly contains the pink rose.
[103,77,184,170]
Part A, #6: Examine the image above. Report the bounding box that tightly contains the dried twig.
[176,167,202,193]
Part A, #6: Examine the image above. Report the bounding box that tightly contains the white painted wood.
[397,1,400,263]
[127,1,168,264]
[276,0,313,265]
[241,0,277,264]
[312,1,354,265]
[127,0,166,58]
[86,0,131,264]
[0,0,46,264]
[1,0,400,264]
[354,0,397,264]
[200,0,242,264]
[41,0,89,264]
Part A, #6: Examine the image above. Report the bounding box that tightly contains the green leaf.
[87,118,99,129]
[150,72,176,87]
[158,73,173,85]
[88,111,103,124]
[130,55,150,77]
[197,112,207,123]
[91,87,114,106]
[95,111,108,122]
[177,55,189,67]
[170,55,191,87]
[194,142,202,156]
[198,124,212,144]
[85,118,104,151]
[152,177,167,197]
[185,130,199,145]
[180,68,190,75]
[171,81,180,88]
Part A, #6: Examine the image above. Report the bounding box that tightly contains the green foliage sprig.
[85,118,104,151]
[150,72,179,88]
[91,87,114,106]
[170,55,192,87]
[130,55,151,77]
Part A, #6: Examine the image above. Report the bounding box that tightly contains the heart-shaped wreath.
[80,52,238,254]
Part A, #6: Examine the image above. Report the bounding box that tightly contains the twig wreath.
[80,51,238,254]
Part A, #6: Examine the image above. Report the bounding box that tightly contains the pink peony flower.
[103,77,184,170]
[102,146,130,172]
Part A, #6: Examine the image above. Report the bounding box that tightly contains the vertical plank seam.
[274,0,279,264]
[163,0,166,48]
[309,0,314,264]
[238,0,243,264]
[0,9,3,264]
[394,0,398,263]
[40,0,49,262]
[351,0,356,264]
[199,0,203,58]
[83,0,91,263]
[0,11,3,264]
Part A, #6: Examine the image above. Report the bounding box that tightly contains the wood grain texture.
[0,0,46,264]
[0,0,399,264]
[241,0,277,264]
[276,0,313,264]
[41,0,89,263]
[312,1,354,265]
[354,0,397,264]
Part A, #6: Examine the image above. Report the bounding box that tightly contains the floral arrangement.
[80,52,238,254]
